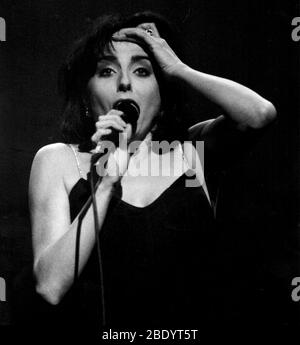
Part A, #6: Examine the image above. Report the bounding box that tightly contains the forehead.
[102,41,149,59]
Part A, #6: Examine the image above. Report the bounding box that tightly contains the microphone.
[91,99,139,163]
[113,99,139,135]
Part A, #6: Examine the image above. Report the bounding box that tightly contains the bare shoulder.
[32,142,78,175]
[30,143,76,194]
[33,143,72,166]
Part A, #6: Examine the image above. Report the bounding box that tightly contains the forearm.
[35,180,115,304]
[173,64,276,129]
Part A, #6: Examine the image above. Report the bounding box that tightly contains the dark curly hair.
[58,11,188,151]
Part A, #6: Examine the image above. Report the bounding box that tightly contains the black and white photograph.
[0,0,299,343]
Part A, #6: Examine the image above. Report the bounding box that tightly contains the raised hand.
[112,22,185,79]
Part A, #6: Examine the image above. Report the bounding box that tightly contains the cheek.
[138,84,161,127]
[149,85,162,116]
[141,80,161,110]
[87,78,112,114]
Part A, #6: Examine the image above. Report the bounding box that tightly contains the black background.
[0,0,299,340]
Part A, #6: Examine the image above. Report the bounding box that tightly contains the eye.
[134,67,150,77]
[98,68,115,77]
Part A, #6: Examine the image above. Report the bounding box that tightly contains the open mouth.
[113,98,140,114]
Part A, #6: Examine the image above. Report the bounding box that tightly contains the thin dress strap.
[179,143,190,172]
[68,144,84,179]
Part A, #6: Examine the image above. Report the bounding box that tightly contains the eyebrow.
[97,54,151,63]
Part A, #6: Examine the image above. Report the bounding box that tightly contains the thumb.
[118,124,132,152]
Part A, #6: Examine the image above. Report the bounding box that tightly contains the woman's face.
[86,41,161,140]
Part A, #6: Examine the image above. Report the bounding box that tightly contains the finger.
[97,109,125,120]
[137,22,160,37]
[112,27,157,44]
[97,114,127,127]
[115,25,160,39]
[91,128,112,143]
[96,119,126,132]
[118,124,132,148]
[111,36,143,46]
[106,109,125,117]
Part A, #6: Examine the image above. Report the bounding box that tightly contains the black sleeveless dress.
[54,168,219,333]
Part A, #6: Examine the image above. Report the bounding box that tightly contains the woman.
[29,11,276,334]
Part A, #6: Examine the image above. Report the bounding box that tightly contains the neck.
[129,132,153,160]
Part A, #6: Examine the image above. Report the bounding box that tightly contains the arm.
[172,64,276,133]
[29,144,115,305]
[174,67,276,173]
[113,26,277,154]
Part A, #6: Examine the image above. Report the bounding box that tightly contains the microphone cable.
[73,150,107,329]
[89,151,107,328]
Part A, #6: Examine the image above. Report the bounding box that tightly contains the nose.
[117,71,132,92]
